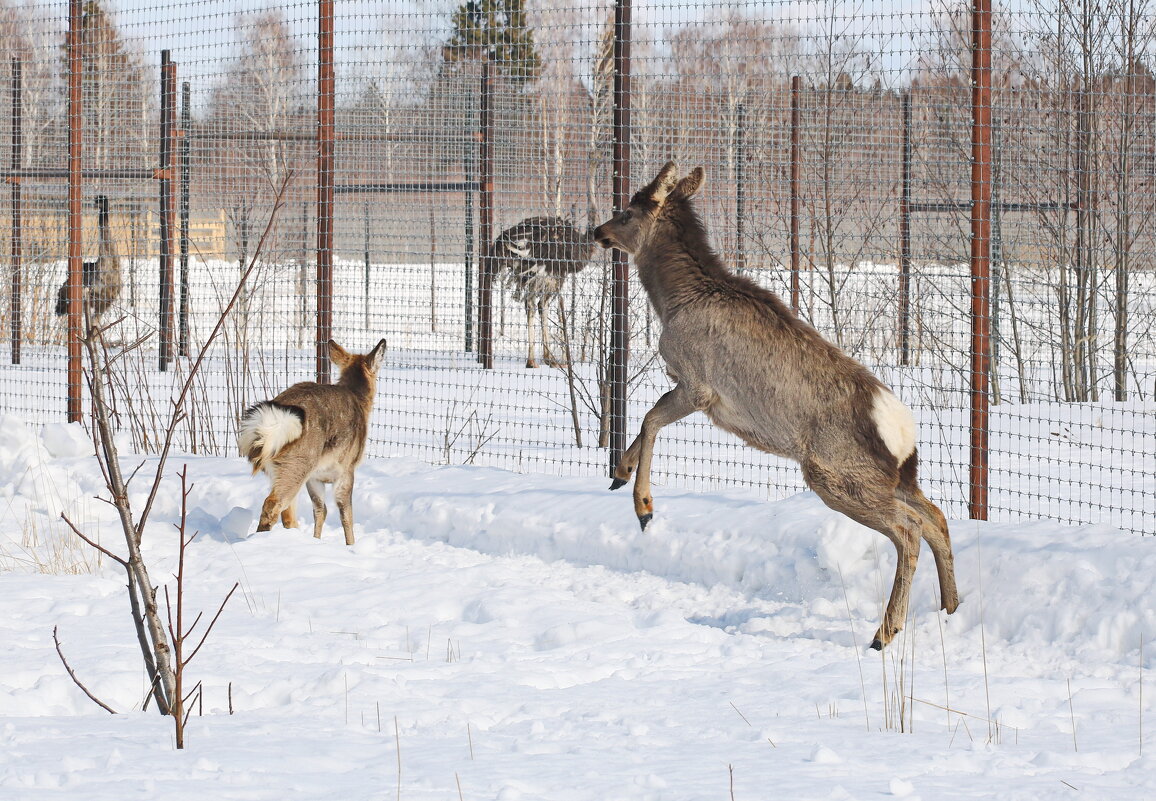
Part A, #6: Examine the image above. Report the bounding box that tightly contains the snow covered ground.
[2,414,1154,800]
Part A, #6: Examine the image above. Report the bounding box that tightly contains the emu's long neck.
[97,200,116,264]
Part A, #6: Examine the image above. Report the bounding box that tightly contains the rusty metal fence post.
[789,74,801,314]
[179,81,191,357]
[464,129,476,353]
[158,50,176,372]
[66,0,83,422]
[969,0,993,520]
[735,101,746,273]
[8,58,22,366]
[608,0,632,471]
[316,0,335,384]
[477,59,494,369]
[898,90,912,367]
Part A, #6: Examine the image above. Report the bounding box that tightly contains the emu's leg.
[901,488,959,614]
[540,296,558,367]
[803,460,919,650]
[525,296,538,368]
[611,384,698,529]
[333,470,356,546]
[306,478,327,540]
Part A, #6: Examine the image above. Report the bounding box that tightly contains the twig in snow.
[53,626,117,714]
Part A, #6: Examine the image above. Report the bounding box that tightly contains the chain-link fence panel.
[1,1,1153,534]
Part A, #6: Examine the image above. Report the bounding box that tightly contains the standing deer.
[54,195,122,325]
[593,162,958,650]
[238,339,386,546]
[489,216,596,367]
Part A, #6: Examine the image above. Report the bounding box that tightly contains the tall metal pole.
[66,0,83,422]
[789,75,801,314]
[477,58,494,369]
[158,51,176,371]
[735,101,746,273]
[609,0,632,471]
[969,0,993,520]
[464,130,475,353]
[9,58,23,365]
[316,0,335,383]
[363,200,371,328]
[899,91,912,367]
[179,81,191,357]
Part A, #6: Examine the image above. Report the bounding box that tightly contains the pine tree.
[443,0,542,84]
[59,0,151,168]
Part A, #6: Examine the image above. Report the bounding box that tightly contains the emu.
[488,216,596,368]
[54,195,122,325]
[593,162,959,650]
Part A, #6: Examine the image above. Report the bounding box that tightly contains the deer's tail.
[238,401,305,475]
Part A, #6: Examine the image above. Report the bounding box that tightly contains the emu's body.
[489,216,595,367]
[54,195,122,324]
[593,162,959,650]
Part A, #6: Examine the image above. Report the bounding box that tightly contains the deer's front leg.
[610,384,698,530]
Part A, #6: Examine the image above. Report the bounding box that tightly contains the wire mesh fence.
[1,1,1154,535]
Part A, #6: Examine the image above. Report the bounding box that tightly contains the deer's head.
[593,162,705,255]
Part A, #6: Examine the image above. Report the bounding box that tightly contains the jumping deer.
[489,216,596,367]
[592,162,959,650]
[238,339,387,546]
[54,195,122,325]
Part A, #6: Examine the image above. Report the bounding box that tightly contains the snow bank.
[1,416,1155,800]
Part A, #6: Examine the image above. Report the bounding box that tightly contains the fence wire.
[1,1,1154,535]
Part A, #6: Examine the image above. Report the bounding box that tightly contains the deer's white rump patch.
[238,402,303,471]
[871,389,916,463]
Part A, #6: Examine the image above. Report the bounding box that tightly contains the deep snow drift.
[1,414,1154,800]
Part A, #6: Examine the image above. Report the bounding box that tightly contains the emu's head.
[593,162,705,255]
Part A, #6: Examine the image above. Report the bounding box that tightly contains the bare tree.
[1102,0,1156,400]
[203,10,309,408]
[56,177,289,743]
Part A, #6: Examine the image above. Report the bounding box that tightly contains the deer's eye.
[621,210,633,222]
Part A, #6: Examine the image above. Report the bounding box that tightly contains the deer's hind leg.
[900,487,959,615]
[802,460,919,651]
[257,459,311,533]
[611,382,701,529]
[306,478,328,540]
[333,469,357,546]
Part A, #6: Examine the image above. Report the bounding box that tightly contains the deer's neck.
[338,371,375,402]
[634,221,722,321]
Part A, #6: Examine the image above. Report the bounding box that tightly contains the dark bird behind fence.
[489,216,596,368]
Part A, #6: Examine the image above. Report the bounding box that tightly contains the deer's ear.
[328,339,352,367]
[672,167,705,199]
[644,161,679,206]
[367,339,387,372]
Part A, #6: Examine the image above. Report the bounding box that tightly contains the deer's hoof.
[609,477,628,490]
[638,513,652,531]
[256,522,271,533]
